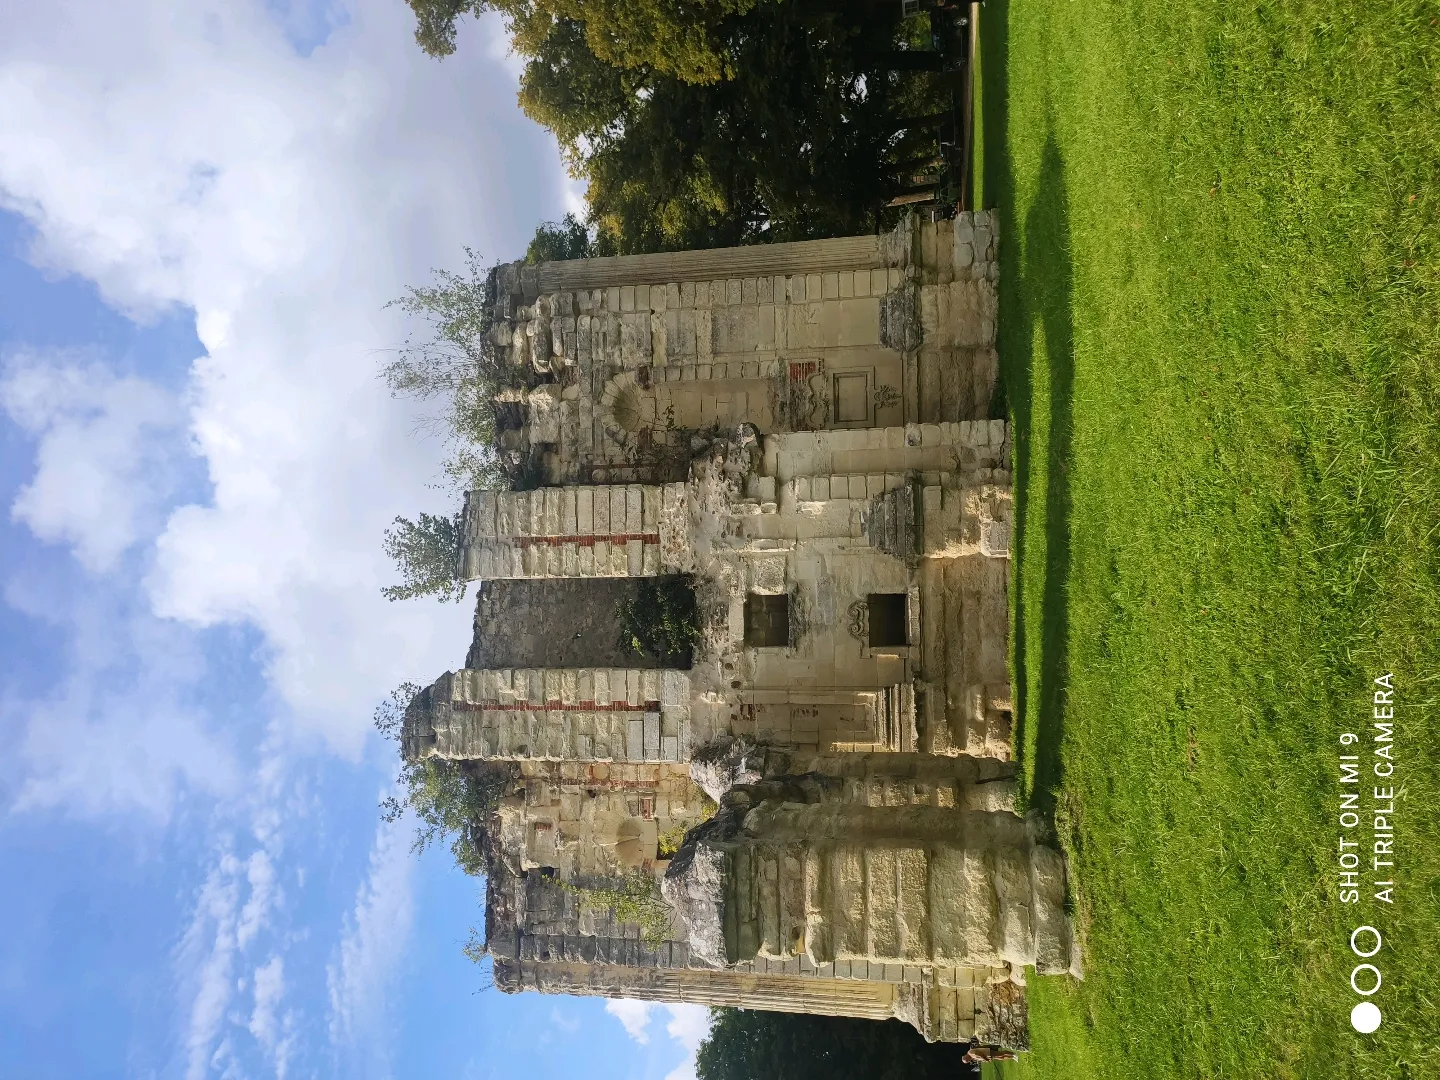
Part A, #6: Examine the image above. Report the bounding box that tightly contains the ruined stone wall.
[690,746,1018,810]
[486,849,691,964]
[401,213,1078,1048]
[437,426,1015,762]
[480,748,1036,1046]
[407,667,694,764]
[661,758,1075,975]
[446,413,1014,757]
[489,213,1001,487]
[534,233,889,290]
[458,483,689,581]
[909,211,1001,423]
[466,578,678,670]
[493,956,1027,1047]
[676,418,1015,760]
[705,812,1071,975]
[496,759,711,880]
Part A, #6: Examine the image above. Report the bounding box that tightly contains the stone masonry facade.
[402,213,1078,1051]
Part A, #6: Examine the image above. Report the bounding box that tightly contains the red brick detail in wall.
[449,700,662,713]
[508,533,659,548]
[584,775,683,791]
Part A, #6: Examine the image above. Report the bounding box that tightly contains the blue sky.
[0,2,706,1077]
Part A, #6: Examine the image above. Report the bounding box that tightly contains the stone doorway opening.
[466,577,696,669]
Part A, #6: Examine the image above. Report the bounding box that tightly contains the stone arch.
[614,818,649,868]
[599,371,664,450]
[611,379,657,434]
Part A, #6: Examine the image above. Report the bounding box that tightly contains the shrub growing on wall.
[617,574,700,666]
[380,511,465,603]
[561,871,675,947]
[374,682,511,874]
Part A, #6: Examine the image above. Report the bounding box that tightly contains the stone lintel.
[493,957,898,1020]
[535,235,886,292]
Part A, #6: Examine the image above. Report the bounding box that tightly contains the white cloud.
[249,954,293,1079]
[156,739,368,1080]
[0,579,240,818]
[605,1000,711,1079]
[172,813,299,1080]
[605,998,656,1045]
[250,954,285,1044]
[0,0,583,1075]
[237,850,279,949]
[0,0,571,766]
[1,349,185,573]
[176,853,243,1080]
[326,808,415,1077]
[661,1004,711,1080]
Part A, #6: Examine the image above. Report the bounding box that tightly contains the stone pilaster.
[403,668,693,764]
[459,483,689,580]
[533,234,891,292]
[663,783,1078,980]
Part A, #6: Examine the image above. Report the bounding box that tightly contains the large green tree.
[404,0,762,83]
[406,1,950,253]
[695,1009,979,1080]
[519,2,941,253]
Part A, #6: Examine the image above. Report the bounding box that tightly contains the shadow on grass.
[978,0,1011,231]
[1024,135,1076,815]
[982,5,1075,815]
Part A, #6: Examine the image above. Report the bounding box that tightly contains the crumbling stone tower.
[403,214,1078,1050]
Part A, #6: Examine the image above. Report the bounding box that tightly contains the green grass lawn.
[973,1,1440,1077]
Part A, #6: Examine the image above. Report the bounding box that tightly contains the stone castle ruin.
[401,213,1079,1050]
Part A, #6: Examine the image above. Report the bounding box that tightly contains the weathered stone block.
[695,309,713,361]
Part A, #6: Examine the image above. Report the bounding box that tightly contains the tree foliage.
[525,212,593,262]
[656,821,690,859]
[381,221,593,496]
[408,2,951,254]
[517,2,944,253]
[375,683,511,876]
[380,512,465,603]
[380,215,606,598]
[405,0,481,58]
[617,575,701,666]
[404,0,761,83]
[382,247,512,493]
[695,1009,979,1080]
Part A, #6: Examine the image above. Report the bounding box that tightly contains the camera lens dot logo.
[1350,1001,1382,1034]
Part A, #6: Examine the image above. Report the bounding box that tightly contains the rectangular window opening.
[832,371,872,426]
[744,593,790,648]
[867,593,908,648]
